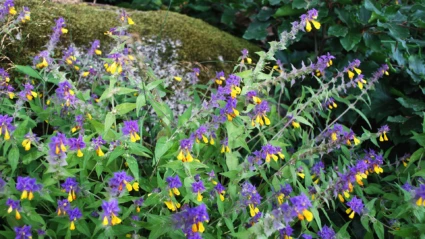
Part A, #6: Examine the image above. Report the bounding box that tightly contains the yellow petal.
[61,28,68,34]
[197,191,203,202]
[102,216,109,226]
[95,49,102,55]
[417,197,423,206]
[348,70,355,80]
[174,76,182,82]
[303,209,313,222]
[77,149,84,157]
[311,20,321,30]
[349,211,355,219]
[128,17,135,25]
[126,182,133,191]
[21,190,28,200]
[15,210,21,220]
[198,222,205,233]
[305,21,312,32]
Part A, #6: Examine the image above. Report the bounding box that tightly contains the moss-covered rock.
[9,0,260,75]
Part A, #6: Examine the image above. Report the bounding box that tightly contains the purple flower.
[49,132,68,157]
[220,97,239,122]
[101,199,121,226]
[402,182,413,191]
[317,225,336,239]
[68,135,85,158]
[346,196,364,218]
[302,234,313,239]
[61,178,79,202]
[215,71,225,85]
[1,0,16,18]
[108,171,136,194]
[192,181,205,202]
[36,229,45,236]
[241,182,262,217]
[261,144,284,163]
[173,204,209,235]
[134,197,144,212]
[88,40,101,56]
[18,83,37,101]
[56,81,76,107]
[167,175,182,197]
[57,199,70,216]
[312,53,335,77]
[344,59,362,80]
[300,9,320,32]
[16,176,41,200]
[92,135,106,156]
[276,184,292,205]
[214,183,226,201]
[0,178,5,192]
[67,207,82,230]
[415,184,425,206]
[252,101,271,127]
[177,138,194,162]
[0,114,15,140]
[14,225,31,239]
[33,50,51,69]
[378,125,390,142]
[289,194,313,222]
[47,17,67,51]
[192,125,212,144]
[279,226,293,239]
[311,161,325,180]
[6,199,21,220]
[122,120,140,142]
[17,6,30,23]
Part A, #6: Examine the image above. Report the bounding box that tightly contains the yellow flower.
[128,17,135,25]
[22,139,32,151]
[9,7,17,15]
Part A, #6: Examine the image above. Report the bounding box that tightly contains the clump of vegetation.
[1,1,425,239]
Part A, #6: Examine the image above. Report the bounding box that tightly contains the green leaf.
[243,20,270,41]
[136,94,146,117]
[116,87,138,95]
[340,32,362,51]
[328,25,348,37]
[364,0,382,16]
[146,80,164,91]
[274,5,304,17]
[352,107,372,129]
[377,21,409,39]
[9,146,19,173]
[358,6,372,25]
[104,112,115,134]
[125,156,139,179]
[292,0,308,9]
[15,65,42,80]
[116,103,136,115]
[155,137,173,162]
[396,97,425,112]
[373,220,385,239]
[226,152,239,171]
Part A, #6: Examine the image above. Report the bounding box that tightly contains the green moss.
[10,0,260,72]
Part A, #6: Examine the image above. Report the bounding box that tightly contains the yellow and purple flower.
[67,207,82,230]
[241,182,262,217]
[276,184,293,205]
[2,0,17,16]
[317,225,336,239]
[214,183,226,202]
[246,90,261,104]
[108,171,138,193]
[290,194,313,222]
[134,197,144,213]
[69,135,86,158]
[173,204,209,237]
[56,81,75,107]
[6,199,21,220]
[345,196,364,219]
[57,199,70,216]
[21,132,39,151]
[61,178,79,202]
[92,135,106,156]
[215,71,225,85]
[345,59,362,80]
[101,199,122,226]
[14,225,32,239]
[324,97,337,110]
[88,39,102,56]
[192,180,205,202]
[251,100,271,127]
[17,6,31,23]
[177,138,194,162]
[300,9,320,32]
[122,120,140,142]
[313,53,335,77]
[18,83,37,101]
[16,176,42,200]
[240,48,252,65]
[0,114,15,140]
[415,185,425,206]
[378,125,390,142]
[261,144,284,163]
[49,132,68,156]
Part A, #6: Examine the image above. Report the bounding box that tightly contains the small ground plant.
[1,1,424,239]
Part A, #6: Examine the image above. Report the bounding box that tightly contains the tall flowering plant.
[0,2,422,239]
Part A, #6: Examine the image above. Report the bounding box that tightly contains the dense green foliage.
[1,1,425,239]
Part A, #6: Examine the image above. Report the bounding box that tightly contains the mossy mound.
[9,0,260,74]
